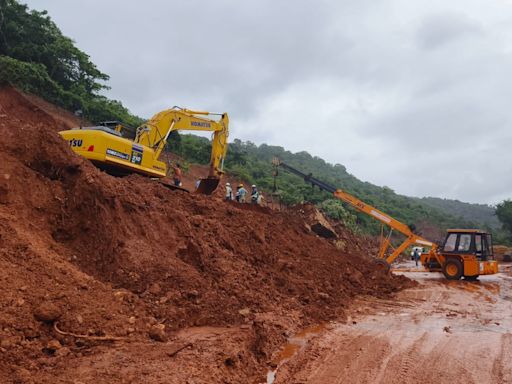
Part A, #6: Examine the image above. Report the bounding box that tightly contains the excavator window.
[442,232,476,254]
[443,233,457,252]
[457,234,472,252]
[475,234,483,255]
[483,234,494,260]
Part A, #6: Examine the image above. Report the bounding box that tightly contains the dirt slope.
[0,86,411,383]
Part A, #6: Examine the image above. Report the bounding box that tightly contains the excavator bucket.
[195,177,220,195]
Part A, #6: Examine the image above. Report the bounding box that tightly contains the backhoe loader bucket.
[195,177,220,195]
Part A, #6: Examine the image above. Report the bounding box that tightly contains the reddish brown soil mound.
[0,86,411,383]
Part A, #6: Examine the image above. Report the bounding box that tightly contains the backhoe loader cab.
[429,229,497,280]
[442,230,493,260]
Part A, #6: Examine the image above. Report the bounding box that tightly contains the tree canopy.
[0,0,143,126]
[496,200,512,237]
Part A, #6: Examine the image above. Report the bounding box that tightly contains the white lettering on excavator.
[106,148,129,160]
[370,210,391,223]
[191,121,211,128]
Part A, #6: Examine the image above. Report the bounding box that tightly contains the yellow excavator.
[59,107,229,194]
[272,158,498,280]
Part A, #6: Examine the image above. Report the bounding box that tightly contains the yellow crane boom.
[272,158,435,267]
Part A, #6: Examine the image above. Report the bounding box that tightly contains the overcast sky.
[24,0,512,204]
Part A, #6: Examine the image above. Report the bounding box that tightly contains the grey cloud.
[416,12,484,50]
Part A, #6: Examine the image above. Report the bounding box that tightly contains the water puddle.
[266,324,325,384]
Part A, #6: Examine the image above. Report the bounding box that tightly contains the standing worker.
[257,192,265,206]
[413,247,420,267]
[251,185,259,204]
[225,182,233,201]
[235,185,241,202]
[238,183,247,203]
[172,163,182,187]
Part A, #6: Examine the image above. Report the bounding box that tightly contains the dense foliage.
[496,200,512,240]
[414,196,500,230]
[0,0,143,126]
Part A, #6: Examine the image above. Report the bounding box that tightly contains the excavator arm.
[272,158,436,266]
[135,107,229,178]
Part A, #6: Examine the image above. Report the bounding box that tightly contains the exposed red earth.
[0,86,410,383]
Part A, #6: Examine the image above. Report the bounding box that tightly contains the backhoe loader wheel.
[373,259,391,273]
[442,258,463,280]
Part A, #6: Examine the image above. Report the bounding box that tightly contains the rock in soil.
[149,324,167,342]
[33,302,62,323]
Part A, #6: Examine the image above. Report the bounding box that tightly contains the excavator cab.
[437,229,497,280]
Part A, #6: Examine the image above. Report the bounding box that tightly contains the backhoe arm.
[273,158,435,265]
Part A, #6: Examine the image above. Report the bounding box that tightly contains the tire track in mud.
[492,333,512,384]
[277,331,390,384]
[376,332,428,384]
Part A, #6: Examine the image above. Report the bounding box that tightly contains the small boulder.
[46,339,62,352]
[186,289,199,299]
[148,283,162,295]
[55,346,71,357]
[0,336,17,349]
[34,302,62,323]
[149,324,167,342]
[317,292,330,300]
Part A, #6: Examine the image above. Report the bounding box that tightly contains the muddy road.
[273,263,512,384]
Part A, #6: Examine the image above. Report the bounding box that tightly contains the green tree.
[0,0,143,125]
[0,0,108,94]
[496,200,512,235]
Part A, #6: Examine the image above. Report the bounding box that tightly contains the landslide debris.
[0,86,411,383]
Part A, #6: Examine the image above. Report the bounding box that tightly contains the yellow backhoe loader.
[59,107,229,194]
[272,158,498,280]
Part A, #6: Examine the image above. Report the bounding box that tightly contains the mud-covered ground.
[273,262,512,384]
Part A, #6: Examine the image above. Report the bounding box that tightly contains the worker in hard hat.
[225,182,233,201]
[236,183,247,203]
[251,184,259,204]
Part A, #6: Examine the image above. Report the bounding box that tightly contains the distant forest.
[414,197,500,230]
